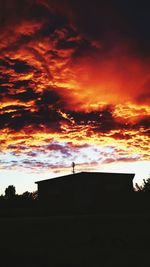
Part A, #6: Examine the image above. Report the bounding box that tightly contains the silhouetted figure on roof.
[72,162,75,174]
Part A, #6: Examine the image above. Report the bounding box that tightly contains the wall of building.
[37,173,134,213]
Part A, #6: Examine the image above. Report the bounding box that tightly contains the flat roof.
[35,171,135,184]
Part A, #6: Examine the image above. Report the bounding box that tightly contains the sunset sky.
[0,0,150,194]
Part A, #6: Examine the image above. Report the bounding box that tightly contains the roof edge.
[35,171,135,184]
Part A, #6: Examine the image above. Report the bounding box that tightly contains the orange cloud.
[67,46,150,110]
[0,1,149,174]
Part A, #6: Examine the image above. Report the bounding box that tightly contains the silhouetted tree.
[5,185,16,199]
[0,194,5,200]
[16,191,38,202]
[20,191,33,201]
[32,191,38,200]
[135,183,143,192]
[142,178,150,193]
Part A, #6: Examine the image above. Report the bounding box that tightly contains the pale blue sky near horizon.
[0,161,149,195]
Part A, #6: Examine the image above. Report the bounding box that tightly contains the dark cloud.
[0,58,10,68]
[0,95,66,133]
[110,132,131,140]
[27,151,37,157]
[0,58,32,74]
[135,116,150,130]
[0,86,9,95]
[56,39,79,50]
[13,88,38,102]
[13,60,32,73]
[14,80,31,89]
[0,73,10,85]
[8,144,27,151]
[143,129,150,136]
[36,89,61,106]
[0,109,31,131]
[0,0,50,29]
[67,0,150,57]
[70,107,122,133]
[70,108,114,124]
[6,110,59,132]
[26,47,53,80]
[1,105,26,112]
[46,143,71,156]
[0,0,149,58]
[1,84,149,139]
[27,1,51,20]
[0,0,149,174]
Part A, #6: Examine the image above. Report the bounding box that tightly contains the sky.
[0,0,150,194]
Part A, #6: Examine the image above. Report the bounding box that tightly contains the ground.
[0,212,149,266]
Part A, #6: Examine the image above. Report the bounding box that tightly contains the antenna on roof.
[72,162,75,174]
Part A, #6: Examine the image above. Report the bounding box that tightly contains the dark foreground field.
[0,212,150,267]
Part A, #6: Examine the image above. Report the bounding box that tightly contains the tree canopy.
[142,178,150,193]
[5,185,16,199]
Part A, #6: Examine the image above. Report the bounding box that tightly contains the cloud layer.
[0,0,149,173]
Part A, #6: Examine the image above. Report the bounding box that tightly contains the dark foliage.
[142,178,150,193]
[5,185,16,199]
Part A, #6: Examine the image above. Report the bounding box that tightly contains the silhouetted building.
[35,172,134,213]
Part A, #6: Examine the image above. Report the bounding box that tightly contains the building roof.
[35,171,135,184]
